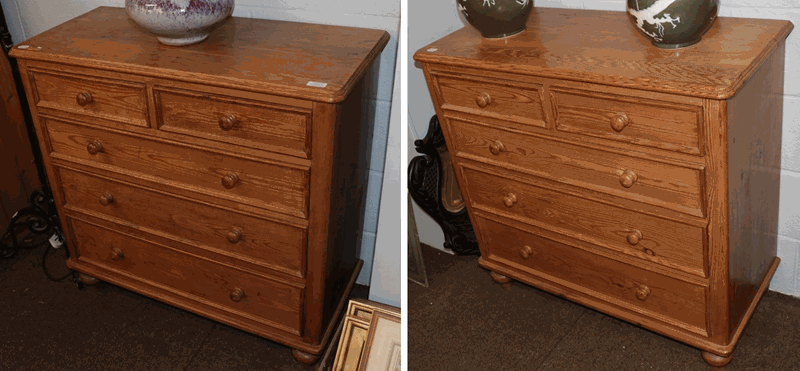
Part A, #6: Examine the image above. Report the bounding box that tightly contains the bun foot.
[702,351,732,367]
[292,349,319,364]
[79,273,100,286]
[490,272,513,289]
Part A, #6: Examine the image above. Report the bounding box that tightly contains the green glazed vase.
[457,0,533,39]
[627,0,720,48]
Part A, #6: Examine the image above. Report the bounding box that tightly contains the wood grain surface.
[414,7,793,99]
[9,7,389,103]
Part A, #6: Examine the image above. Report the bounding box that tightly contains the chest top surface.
[9,7,389,103]
[414,7,793,99]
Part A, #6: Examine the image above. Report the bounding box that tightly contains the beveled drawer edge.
[550,86,704,156]
[460,163,708,279]
[478,256,710,339]
[152,85,313,160]
[474,209,708,287]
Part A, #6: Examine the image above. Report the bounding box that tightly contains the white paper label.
[306,81,328,88]
[49,233,63,249]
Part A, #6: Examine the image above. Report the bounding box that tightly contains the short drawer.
[154,87,312,159]
[461,165,706,277]
[70,217,304,336]
[46,118,309,218]
[28,68,148,126]
[58,166,306,278]
[551,87,703,155]
[434,72,548,128]
[447,117,705,217]
[476,213,708,336]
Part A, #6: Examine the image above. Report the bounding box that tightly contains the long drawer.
[475,213,708,336]
[45,117,309,218]
[446,116,705,217]
[69,216,305,336]
[460,164,706,277]
[57,165,306,278]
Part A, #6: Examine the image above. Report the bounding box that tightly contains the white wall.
[408,0,800,298]
[0,0,400,287]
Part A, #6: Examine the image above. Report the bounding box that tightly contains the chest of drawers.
[10,7,388,363]
[415,7,792,366]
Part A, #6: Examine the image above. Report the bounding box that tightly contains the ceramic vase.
[457,0,533,39]
[125,0,235,46]
[627,0,719,48]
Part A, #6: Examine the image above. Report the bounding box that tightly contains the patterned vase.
[457,0,533,39]
[125,0,235,46]
[627,0,719,48]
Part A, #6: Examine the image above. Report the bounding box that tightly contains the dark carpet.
[0,243,368,371]
[409,244,800,371]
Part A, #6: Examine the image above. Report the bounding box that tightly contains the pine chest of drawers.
[11,7,388,363]
[415,7,793,366]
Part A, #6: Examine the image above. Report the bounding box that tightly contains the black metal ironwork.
[408,115,479,255]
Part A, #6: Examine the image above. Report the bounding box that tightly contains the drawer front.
[461,165,706,277]
[476,214,707,335]
[58,166,306,277]
[551,88,703,155]
[46,118,309,218]
[70,217,304,336]
[435,73,548,128]
[29,68,148,126]
[155,87,311,159]
[447,117,704,217]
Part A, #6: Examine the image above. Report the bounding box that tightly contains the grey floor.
[0,243,366,371]
[409,244,800,371]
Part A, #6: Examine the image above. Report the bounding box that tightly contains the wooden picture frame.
[358,311,401,371]
[326,299,400,371]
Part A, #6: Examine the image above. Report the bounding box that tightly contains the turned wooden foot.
[490,272,513,289]
[702,351,732,367]
[292,349,319,364]
[79,273,100,286]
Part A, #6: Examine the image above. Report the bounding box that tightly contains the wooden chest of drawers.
[10,7,388,363]
[415,7,793,367]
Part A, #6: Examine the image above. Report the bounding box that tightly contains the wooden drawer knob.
[636,285,651,301]
[619,169,638,188]
[503,193,517,208]
[230,288,245,302]
[610,112,630,132]
[476,92,492,108]
[109,248,125,261]
[221,173,239,189]
[99,193,114,206]
[519,245,532,259]
[627,230,642,245]
[76,91,93,106]
[227,228,243,244]
[489,141,505,155]
[218,114,239,131]
[86,140,103,155]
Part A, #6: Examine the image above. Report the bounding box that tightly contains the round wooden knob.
[218,114,239,131]
[489,141,505,156]
[230,288,245,302]
[503,193,517,208]
[619,169,638,188]
[86,140,103,155]
[76,92,93,106]
[610,112,630,132]
[636,285,651,301]
[110,248,125,261]
[476,92,492,108]
[519,245,532,259]
[227,228,243,244]
[99,193,114,206]
[221,173,239,189]
[627,230,642,245]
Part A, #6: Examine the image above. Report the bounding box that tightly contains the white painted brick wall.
[0,0,399,285]
[409,0,800,298]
